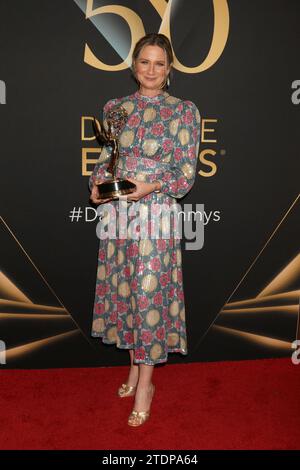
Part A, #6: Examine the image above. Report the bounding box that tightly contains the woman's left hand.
[122,177,156,202]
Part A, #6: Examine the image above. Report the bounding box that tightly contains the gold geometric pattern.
[195,193,300,352]
[0,216,101,364]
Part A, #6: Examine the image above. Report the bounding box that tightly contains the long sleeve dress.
[89,90,201,365]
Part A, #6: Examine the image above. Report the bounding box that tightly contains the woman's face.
[134,45,170,92]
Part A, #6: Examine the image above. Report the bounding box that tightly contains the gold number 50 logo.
[84,0,229,73]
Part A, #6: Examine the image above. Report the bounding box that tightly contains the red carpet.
[0,358,299,450]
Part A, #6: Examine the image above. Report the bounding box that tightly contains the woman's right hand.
[90,183,113,205]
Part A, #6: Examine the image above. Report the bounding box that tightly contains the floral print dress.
[89,90,201,365]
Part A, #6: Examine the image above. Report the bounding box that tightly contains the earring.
[159,75,170,89]
[159,77,167,89]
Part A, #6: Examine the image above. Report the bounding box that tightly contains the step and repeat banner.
[0,0,299,368]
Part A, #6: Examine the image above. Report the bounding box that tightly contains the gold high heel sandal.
[127,384,155,427]
[117,383,137,398]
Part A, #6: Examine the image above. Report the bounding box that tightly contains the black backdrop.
[0,0,299,368]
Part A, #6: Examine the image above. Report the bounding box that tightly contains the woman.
[89,33,201,427]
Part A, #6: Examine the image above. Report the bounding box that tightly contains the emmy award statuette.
[92,105,136,199]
